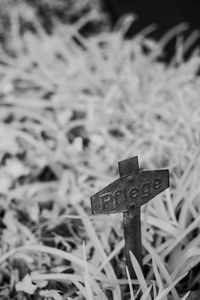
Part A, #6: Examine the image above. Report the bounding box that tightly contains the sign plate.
[91,170,169,215]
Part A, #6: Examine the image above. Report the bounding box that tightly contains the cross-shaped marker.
[90,156,169,278]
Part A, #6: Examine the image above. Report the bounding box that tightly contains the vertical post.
[118,157,143,279]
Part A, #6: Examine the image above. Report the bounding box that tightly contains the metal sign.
[91,165,169,215]
[90,156,170,280]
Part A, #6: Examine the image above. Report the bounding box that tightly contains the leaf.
[82,241,93,300]
[0,174,12,194]
[126,266,135,300]
[129,251,149,298]
[15,274,37,295]
[152,258,164,295]
[154,272,188,300]
[181,291,190,300]
[0,128,19,154]
[39,289,63,300]
[3,211,18,234]
[5,158,29,178]
[141,286,153,300]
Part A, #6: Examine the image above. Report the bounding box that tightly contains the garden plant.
[0,1,200,299]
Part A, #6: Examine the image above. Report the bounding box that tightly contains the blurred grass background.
[0,0,200,299]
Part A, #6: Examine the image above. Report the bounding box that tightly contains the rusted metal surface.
[90,156,170,279]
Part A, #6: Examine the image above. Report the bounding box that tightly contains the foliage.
[0,1,200,300]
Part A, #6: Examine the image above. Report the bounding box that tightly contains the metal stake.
[118,157,142,278]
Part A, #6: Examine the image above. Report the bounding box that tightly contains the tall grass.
[0,2,200,299]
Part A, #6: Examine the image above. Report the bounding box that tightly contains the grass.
[0,1,200,299]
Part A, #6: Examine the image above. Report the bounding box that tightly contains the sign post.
[90,156,169,279]
[118,157,142,277]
